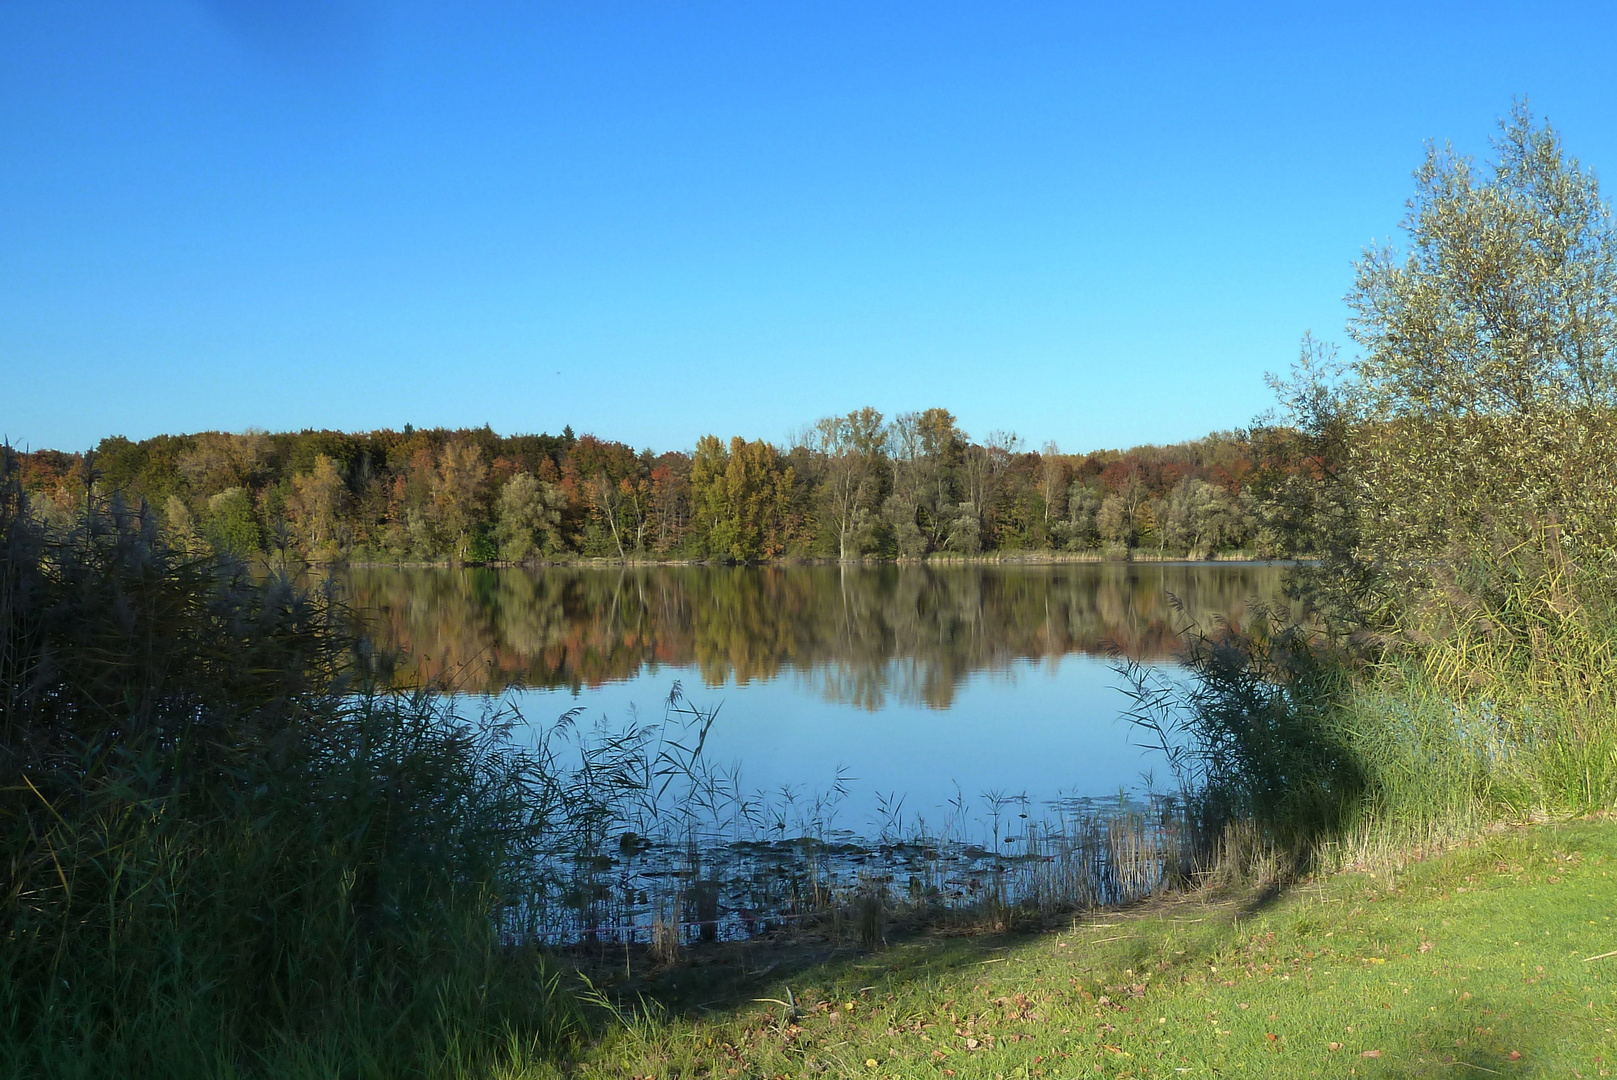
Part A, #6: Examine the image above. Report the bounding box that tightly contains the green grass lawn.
[562,819,1617,1079]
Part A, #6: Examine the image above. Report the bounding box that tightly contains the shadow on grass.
[579,881,1268,1022]
[571,822,1617,1078]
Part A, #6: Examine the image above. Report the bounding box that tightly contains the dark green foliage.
[0,447,579,1077]
[1118,605,1362,858]
[202,485,263,557]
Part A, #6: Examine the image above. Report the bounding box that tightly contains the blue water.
[500,654,1180,830]
[340,561,1276,830]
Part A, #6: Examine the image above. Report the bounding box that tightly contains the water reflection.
[338,562,1285,708]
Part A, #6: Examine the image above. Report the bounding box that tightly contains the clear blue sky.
[5,1,1617,455]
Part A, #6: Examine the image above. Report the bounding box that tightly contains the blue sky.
[5,1,1617,455]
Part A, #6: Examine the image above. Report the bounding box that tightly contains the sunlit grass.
[565,818,1617,1079]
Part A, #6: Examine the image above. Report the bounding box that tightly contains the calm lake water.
[339,562,1286,835]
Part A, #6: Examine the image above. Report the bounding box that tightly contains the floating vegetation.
[508,685,1209,946]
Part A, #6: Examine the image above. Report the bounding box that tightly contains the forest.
[15,412,1281,563]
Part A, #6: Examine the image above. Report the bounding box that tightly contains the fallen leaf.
[1329,1042,1343,1051]
[1508,1050,1522,1061]
[1362,1049,1383,1058]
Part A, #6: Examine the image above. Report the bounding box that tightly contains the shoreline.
[322,551,1300,570]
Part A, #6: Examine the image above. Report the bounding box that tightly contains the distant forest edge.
[14,408,1312,563]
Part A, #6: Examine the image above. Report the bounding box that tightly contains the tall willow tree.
[1288,103,1617,631]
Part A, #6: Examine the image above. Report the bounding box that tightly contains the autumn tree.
[176,430,268,497]
[429,440,489,560]
[161,495,208,557]
[1039,441,1068,523]
[19,417,1271,565]
[1096,465,1149,550]
[646,458,690,554]
[586,470,652,560]
[958,430,1020,549]
[286,454,347,560]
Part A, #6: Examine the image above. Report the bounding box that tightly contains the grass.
[562,817,1617,1079]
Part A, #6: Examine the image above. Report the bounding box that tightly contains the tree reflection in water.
[336,563,1286,708]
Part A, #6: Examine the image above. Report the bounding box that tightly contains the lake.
[339,561,1287,838]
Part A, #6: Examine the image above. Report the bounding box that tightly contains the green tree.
[807,408,889,560]
[1284,104,1617,625]
[884,408,968,558]
[689,436,795,560]
[1054,481,1103,551]
[494,472,566,561]
[204,487,262,558]
[1162,477,1246,558]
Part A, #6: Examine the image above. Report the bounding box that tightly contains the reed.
[0,450,581,1077]
[1115,601,1363,874]
[1115,533,1617,886]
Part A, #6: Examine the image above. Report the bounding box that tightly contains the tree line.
[16,412,1290,563]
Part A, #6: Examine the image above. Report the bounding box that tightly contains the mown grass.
[564,817,1617,1079]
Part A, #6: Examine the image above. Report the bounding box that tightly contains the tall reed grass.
[1116,602,1362,866]
[1119,538,1617,882]
[0,451,579,1078]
